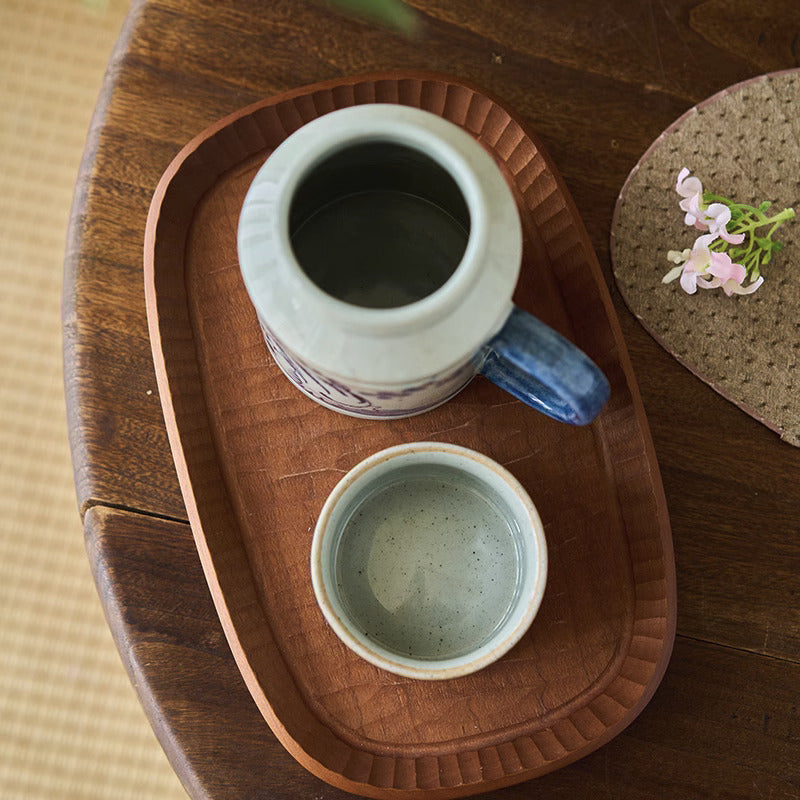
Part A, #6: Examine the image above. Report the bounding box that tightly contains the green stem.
[764,207,796,238]
[703,198,794,281]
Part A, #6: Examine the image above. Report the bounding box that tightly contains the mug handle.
[479,307,610,425]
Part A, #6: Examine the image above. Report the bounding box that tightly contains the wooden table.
[64,1,800,797]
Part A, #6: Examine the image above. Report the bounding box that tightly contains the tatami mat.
[0,1,186,797]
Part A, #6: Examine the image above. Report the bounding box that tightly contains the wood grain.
[64,0,800,797]
[85,505,800,800]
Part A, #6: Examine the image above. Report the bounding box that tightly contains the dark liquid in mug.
[289,142,471,309]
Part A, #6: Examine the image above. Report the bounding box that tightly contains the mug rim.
[274,122,488,334]
[310,442,548,680]
[238,104,522,387]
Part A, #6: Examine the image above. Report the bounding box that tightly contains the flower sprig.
[663,168,794,296]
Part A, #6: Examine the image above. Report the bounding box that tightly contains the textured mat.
[611,70,800,446]
[0,1,186,798]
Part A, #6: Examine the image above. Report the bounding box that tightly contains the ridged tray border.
[144,71,676,798]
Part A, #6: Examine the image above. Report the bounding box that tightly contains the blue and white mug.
[238,104,609,422]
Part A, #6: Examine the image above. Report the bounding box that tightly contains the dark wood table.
[64,1,800,797]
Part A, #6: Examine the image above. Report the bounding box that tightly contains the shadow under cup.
[288,141,471,309]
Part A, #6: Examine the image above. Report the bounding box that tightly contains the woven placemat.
[0,1,186,798]
[611,69,800,446]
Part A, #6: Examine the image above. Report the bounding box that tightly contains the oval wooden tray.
[144,71,676,799]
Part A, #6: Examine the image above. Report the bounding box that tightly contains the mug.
[310,442,548,679]
[238,104,610,422]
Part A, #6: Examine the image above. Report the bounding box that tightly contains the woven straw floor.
[0,1,186,797]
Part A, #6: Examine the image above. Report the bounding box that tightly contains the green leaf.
[325,0,421,35]
[754,236,771,250]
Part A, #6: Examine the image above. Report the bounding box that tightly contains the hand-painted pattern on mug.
[260,323,475,418]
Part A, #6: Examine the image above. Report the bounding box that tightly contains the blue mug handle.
[479,307,610,425]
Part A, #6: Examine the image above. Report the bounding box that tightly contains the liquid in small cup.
[311,443,548,680]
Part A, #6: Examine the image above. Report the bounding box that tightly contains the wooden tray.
[144,72,676,799]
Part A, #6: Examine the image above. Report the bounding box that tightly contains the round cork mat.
[611,69,800,446]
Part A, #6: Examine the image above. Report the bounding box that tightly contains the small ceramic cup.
[238,103,610,422]
[310,442,548,680]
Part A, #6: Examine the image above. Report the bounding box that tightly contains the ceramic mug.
[238,104,610,422]
[310,442,548,679]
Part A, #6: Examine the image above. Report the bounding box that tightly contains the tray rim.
[144,69,677,798]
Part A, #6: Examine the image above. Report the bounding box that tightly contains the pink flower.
[662,233,762,296]
[705,251,764,295]
[667,232,717,294]
[698,202,746,244]
[676,167,705,226]
[676,168,745,243]
[665,168,790,297]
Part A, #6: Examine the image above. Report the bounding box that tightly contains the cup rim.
[310,442,548,680]
[273,118,488,334]
[237,104,522,387]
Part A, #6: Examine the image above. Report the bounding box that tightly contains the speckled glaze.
[238,104,610,422]
[311,442,548,679]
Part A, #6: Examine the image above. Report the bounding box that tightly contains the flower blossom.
[663,232,763,296]
[676,168,745,244]
[675,167,705,226]
[661,167,793,297]
[703,250,763,296]
[697,202,746,244]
